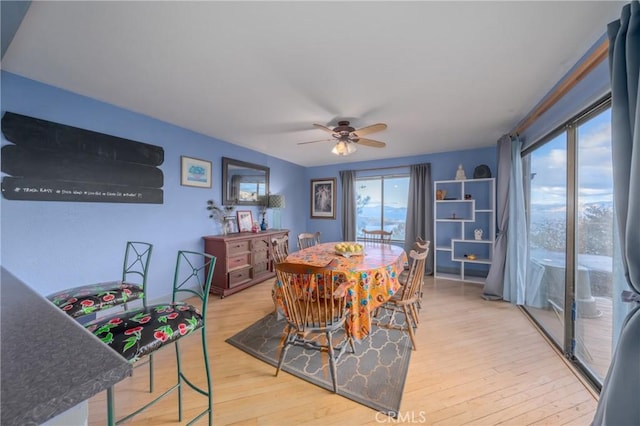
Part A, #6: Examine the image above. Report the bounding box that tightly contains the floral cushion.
[47,281,144,319]
[85,303,203,363]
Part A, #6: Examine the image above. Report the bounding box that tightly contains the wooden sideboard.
[203,229,289,297]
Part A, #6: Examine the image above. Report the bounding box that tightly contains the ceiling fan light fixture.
[331,140,357,156]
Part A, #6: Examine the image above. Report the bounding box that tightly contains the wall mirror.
[222,157,269,206]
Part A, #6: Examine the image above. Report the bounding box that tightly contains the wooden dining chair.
[297,231,321,250]
[274,262,354,393]
[373,249,427,350]
[361,229,392,244]
[271,235,290,264]
[271,235,290,319]
[399,237,430,306]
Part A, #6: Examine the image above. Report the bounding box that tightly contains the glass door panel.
[575,108,613,381]
[525,133,567,349]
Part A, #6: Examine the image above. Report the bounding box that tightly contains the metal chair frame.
[121,241,153,309]
[106,250,216,426]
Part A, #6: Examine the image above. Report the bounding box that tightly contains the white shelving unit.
[434,178,495,283]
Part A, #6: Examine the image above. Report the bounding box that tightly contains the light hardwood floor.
[88,277,598,425]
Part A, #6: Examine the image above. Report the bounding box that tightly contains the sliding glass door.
[523,100,619,386]
[575,107,615,381]
[524,132,567,348]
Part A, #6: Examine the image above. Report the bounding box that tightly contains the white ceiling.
[1,1,624,167]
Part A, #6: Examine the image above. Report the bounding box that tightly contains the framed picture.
[180,156,212,188]
[310,178,336,219]
[236,210,254,232]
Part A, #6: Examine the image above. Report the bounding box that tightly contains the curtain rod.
[512,38,609,136]
[341,163,423,173]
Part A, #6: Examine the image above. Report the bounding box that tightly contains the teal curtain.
[483,135,511,300]
[403,163,432,272]
[502,136,527,304]
[592,2,640,424]
[340,170,356,241]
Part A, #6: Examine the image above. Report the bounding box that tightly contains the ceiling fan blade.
[313,123,336,134]
[352,123,387,137]
[297,138,335,145]
[354,137,386,148]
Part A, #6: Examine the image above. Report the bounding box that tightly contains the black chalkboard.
[2,177,163,203]
[1,112,165,204]
[2,112,164,166]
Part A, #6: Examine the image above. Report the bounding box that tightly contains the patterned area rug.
[225,311,412,415]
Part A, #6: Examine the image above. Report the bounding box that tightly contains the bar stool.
[47,241,157,391]
[47,241,153,319]
[85,250,216,425]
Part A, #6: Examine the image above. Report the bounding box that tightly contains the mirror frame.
[222,157,270,206]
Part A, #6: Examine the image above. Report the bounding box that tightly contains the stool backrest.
[122,241,153,307]
[172,251,216,317]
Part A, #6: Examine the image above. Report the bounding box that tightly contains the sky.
[529,108,612,210]
[356,176,410,208]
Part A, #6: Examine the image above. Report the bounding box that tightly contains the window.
[356,175,409,241]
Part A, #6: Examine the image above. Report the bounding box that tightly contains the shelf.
[434,272,462,281]
[462,276,487,284]
[451,239,493,244]
[453,256,492,264]
[434,272,487,284]
[434,178,495,285]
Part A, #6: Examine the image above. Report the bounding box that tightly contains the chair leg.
[326,330,338,393]
[174,341,183,423]
[403,306,417,350]
[149,353,154,393]
[410,303,420,326]
[107,386,116,426]
[276,326,292,377]
[200,326,213,426]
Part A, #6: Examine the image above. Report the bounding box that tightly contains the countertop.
[1,267,132,425]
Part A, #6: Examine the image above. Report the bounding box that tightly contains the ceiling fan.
[298,120,387,156]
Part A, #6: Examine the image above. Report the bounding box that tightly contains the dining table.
[281,241,408,340]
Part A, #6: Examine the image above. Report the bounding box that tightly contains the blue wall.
[1,71,496,299]
[305,148,497,244]
[0,72,306,299]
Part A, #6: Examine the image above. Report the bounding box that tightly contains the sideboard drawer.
[228,253,250,270]
[228,267,252,288]
[227,240,250,256]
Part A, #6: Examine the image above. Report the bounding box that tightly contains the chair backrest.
[297,232,321,250]
[401,249,428,302]
[271,235,290,264]
[275,262,348,331]
[413,237,430,253]
[172,251,216,317]
[361,229,392,244]
[122,241,153,306]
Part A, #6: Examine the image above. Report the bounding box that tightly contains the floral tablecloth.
[281,242,407,340]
